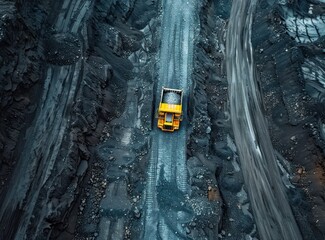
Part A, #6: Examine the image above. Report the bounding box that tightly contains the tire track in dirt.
[226,1,302,239]
[143,0,197,239]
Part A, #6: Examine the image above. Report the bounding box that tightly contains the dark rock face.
[0,2,16,43]
[0,0,324,239]
[0,0,45,197]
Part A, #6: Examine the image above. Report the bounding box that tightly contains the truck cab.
[157,87,183,132]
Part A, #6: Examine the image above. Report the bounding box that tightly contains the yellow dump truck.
[157,87,183,132]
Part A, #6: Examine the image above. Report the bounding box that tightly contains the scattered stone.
[297,167,304,175]
[290,136,297,141]
[134,207,141,218]
[208,186,220,201]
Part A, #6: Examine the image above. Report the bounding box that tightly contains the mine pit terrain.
[0,0,324,239]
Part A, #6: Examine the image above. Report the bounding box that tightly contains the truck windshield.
[165,113,173,123]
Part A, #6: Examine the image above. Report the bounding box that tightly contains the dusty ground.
[0,0,324,239]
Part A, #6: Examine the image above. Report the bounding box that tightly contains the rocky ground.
[0,0,324,239]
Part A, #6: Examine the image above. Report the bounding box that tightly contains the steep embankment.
[252,0,325,238]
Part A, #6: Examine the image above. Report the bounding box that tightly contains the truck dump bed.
[157,87,183,132]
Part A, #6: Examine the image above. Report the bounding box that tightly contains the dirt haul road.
[226,0,302,240]
[143,0,198,239]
